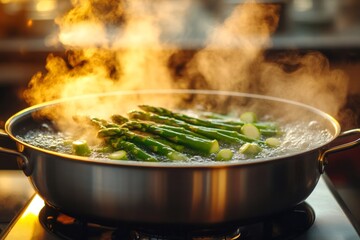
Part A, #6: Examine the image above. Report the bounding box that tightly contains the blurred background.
[1,0,360,125]
[0,0,359,230]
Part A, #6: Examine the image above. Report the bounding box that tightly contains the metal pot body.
[26,147,320,224]
[3,90,356,225]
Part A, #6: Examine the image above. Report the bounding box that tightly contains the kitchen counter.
[0,170,34,233]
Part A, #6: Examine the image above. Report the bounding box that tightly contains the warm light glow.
[293,0,313,12]
[210,169,227,220]
[27,19,33,27]
[22,195,44,217]
[3,195,45,239]
[36,0,57,12]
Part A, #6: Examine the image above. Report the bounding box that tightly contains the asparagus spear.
[210,118,278,130]
[110,138,157,162]
[196,110,278,130]
[123,121,219,154]
[199,111,234,120]
[129,111,246,144]
[209,127,264,144]
[111,114,129,125]
[138,105,278,136]
[150,136,185,152]
[159,124,209,140]
[99,127,188,161]
[91,117,119,129]
[197,117,279,136]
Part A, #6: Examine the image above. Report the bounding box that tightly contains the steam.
[23,0,349,123]
[186,2,348,117]
[187,2,280,92]
[24,0,189,105]
[257,52,348,116]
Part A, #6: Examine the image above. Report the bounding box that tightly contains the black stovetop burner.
[39,202,315,240]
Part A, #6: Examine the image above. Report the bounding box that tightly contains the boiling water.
[17,120,333,163]
[255,121,332,159]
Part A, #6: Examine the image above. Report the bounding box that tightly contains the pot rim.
[5,89,341,168]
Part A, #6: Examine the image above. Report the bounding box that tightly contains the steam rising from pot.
[23,0,349,123]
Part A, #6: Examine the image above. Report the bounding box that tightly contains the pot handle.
[319,128,360,174]
[0,129,32,176]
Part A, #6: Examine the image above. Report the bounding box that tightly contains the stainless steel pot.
[0,89,359,225]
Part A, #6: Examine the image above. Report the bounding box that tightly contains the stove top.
[35,201,314,239]
[1,175,359,240]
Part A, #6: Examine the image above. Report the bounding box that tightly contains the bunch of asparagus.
[71,105,282,162]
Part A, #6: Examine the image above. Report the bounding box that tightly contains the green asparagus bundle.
[111,138,157,162]
[71,105,283,162]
